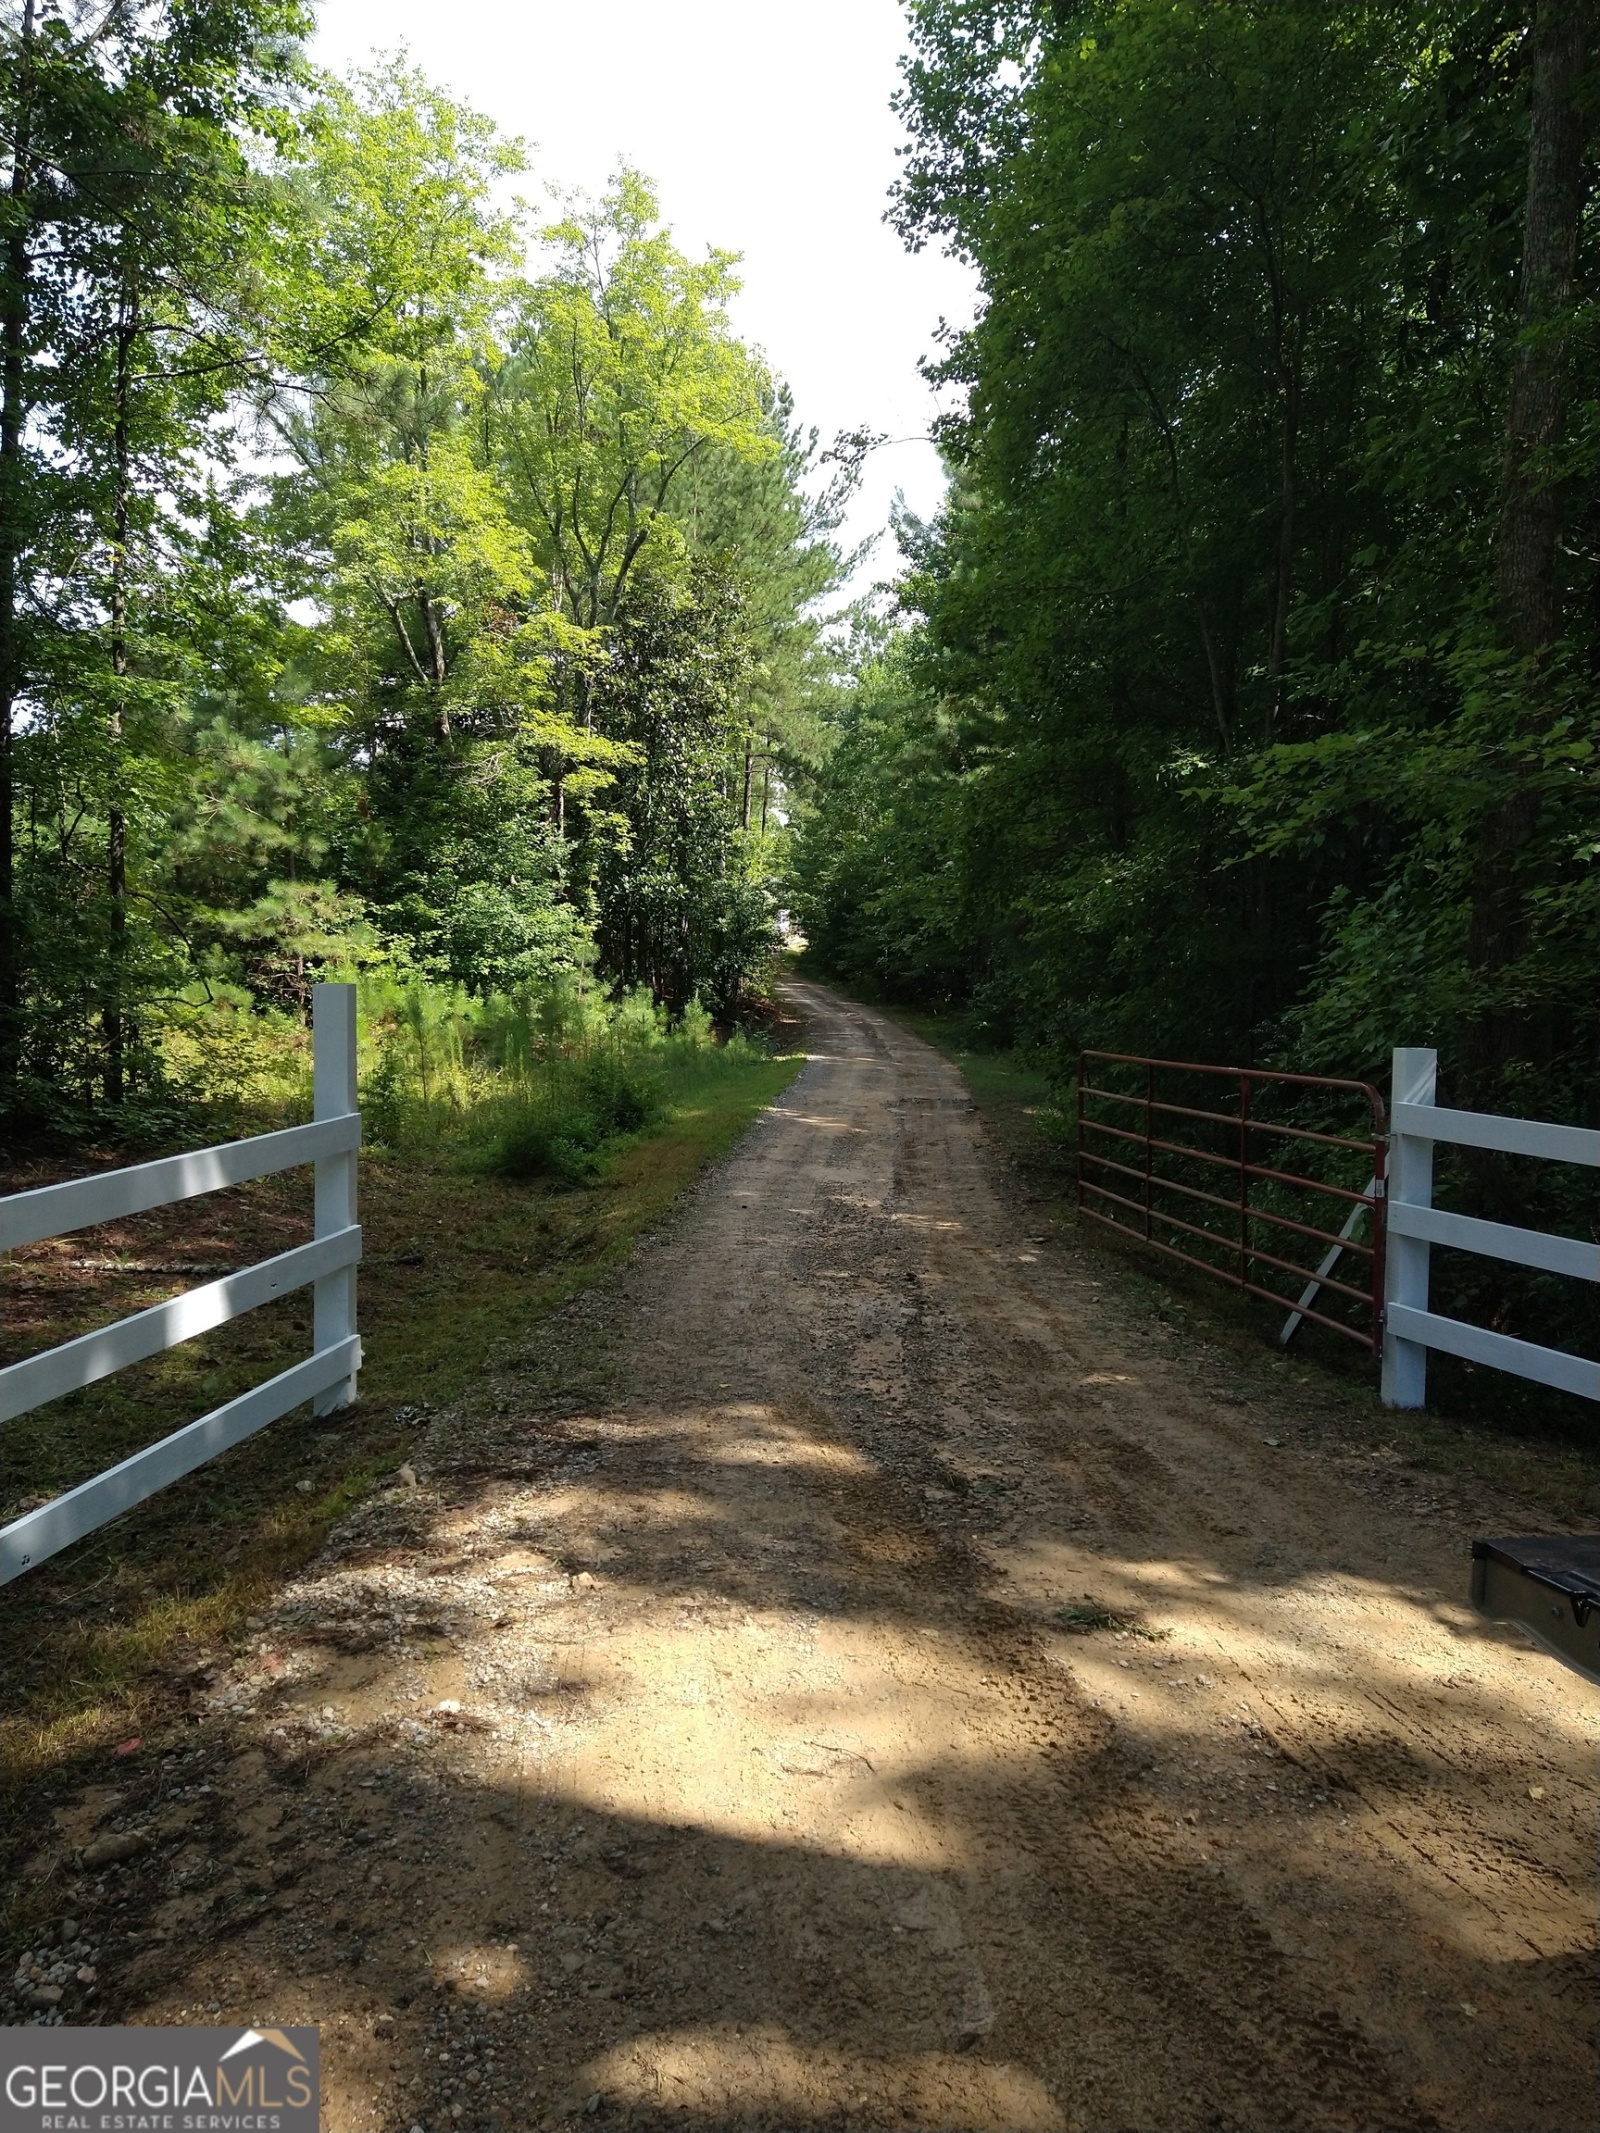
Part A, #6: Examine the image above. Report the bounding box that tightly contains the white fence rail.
[0,984,361,1583]
[1381,1046,1599,1409]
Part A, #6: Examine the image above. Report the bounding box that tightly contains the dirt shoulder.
[8,985,1595,2132]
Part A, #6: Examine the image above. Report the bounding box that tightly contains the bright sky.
[309,0,977,597]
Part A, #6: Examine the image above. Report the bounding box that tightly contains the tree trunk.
[0,0,37,1092]
[104,290,137,1106]
[1496,0,1590,656]
[1468,0,1592,1083]
[1266,352,1301,738]
[1192,596,1232,751]
[741,738,753,831]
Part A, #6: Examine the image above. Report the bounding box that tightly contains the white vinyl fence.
[0,984,361,1583]
[1382,1046,1600,1408]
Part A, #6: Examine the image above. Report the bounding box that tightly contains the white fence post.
[312,983,359,1414]
[1,1014,365,1581]
[1382,1046,1437,1408]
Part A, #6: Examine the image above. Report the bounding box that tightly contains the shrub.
[484,1106,606,1185]
[581,1054,663,1135]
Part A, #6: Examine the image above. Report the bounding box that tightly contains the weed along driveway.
[16,983,1596,2132]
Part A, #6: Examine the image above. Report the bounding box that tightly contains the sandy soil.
[15,983,1597,2131]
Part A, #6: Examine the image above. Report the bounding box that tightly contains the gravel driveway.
[23,981,1596,2132]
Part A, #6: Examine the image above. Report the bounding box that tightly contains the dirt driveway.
[21,983,1597,2131]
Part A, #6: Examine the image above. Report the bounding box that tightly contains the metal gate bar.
[1092,1134,1382,1237]
[1083,1177,1375,1304]
[1077,1051,1386,1349]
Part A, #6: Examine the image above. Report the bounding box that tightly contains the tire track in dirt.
[35,981,1595,2132]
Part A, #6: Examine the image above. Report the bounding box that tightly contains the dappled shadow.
[21,980,1596,2133]
[45,1370,1593,2131]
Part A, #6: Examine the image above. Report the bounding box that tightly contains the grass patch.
[0,1045,802,1810]
[1056,1602,1168,1639]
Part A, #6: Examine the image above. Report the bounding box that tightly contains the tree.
[589,559,769,1012]
[796,0,1598,1121]
[1467,0,1595,1081]
[487,170,815,990]
[494,170,776,633]
[0,0,311,1107]
[676,381,851,833]
[266,62,602,995]
[0,43,839,1120]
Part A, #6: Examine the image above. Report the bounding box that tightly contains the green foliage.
[479,1002,776,1185]
[484,1061,662,1187]
[340,970,766,1187]
[0,43,845,1140]
[789,638,973,1007]
[589,560,776,1010]
[676,379,854,823]
[0,0,318,1114]
[496,169,778,630]
[795,0,1598,1125]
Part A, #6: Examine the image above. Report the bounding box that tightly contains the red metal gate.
[1076,1051,1387,1350]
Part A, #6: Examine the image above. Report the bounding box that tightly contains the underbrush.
[473,1016,777,1187]
[0,971,773,1161]
[148,973,774,1189]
